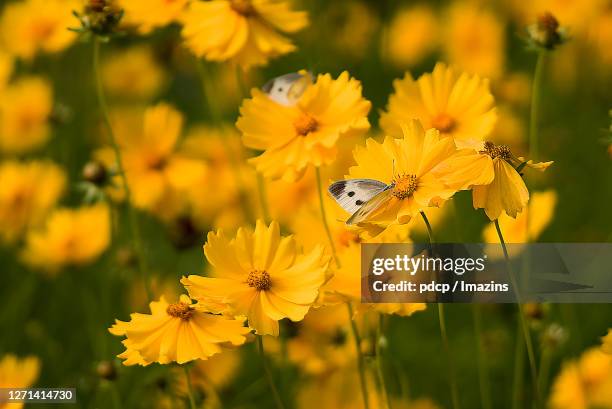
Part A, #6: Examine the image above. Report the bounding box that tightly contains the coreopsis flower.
[95,103,207,216]
[603,329,612,354]
[0,77,53,154]
[382,5,439,68]
[0,161,66,244]
[238,71,371,181]
[336,120,460,227]
[180,0,309,69]
[0,355,40,409]
[21,204,111,273]
[380,63,497,149]
[109,295,249,365]
[482,190,557,243]
[182,220,330,336]
[102,46,166,100]
[442,3,506,80]
[119,0,189,33]
[549,347,612,409]
[439,141,553,220]
[0,51,12,90]
[0,0,78,60]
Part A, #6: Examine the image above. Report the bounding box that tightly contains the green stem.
[512,318,526,409]
[92,37,152,301]
[315,167,340,268]
[375,314,391,409]
[494,220,541,408]
[529,51,546,160]
[420,211,460,409]
[257,336,285,409]
[183,365,197,409]
[472,305,492,409]
[347,303,370,409]
[538,348,552,398]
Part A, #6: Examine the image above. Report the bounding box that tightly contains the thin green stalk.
[529,51,546,160]
[420,211,460,409]
[346,303,370,409]
[183,365,197,409]
[375,314,391,409]
[257,336,286,409]
[92,37,151,301]
[315,167,340,268]
[512,318,526,409]
[494,220,541,408]
[538,348,552,397]
[472,305,492,409]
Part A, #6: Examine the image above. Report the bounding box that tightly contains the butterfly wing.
[346,188,393,225]
[262,72,313,106]
[328,179,388,215]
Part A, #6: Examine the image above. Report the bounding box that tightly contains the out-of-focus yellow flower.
[0,161,65,244]
[0,0,78,60]
[382,5,438,68]
[439,141,553,220]
[0,355,40,409]
[119,0,189,33]
[495,73,532,107]
[21,204,111,273]
[182,220,330,336]
[603,329,612,354]
[380,63,497,149]
[0,51,12,90]
[109,295,249,365]
[482,190,556,243]
[180,0,308,69]
[0,76,53,154]
[238,71,371,181]
[102,46,166,100]
[442,3,505,80]
[588,10,612,67]
[327,1,379,60]
[341,120,460,227]
[549,347,612,409]
[96,103,207,217]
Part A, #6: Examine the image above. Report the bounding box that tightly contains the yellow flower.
[0,51,12,90]
[119,0,189,33]
[442,3,506,80]
[182,220,329,336]
[0,0,78,60]
[0,355,40,409]
[0,160,65,244]
[603,329,612,354]
[102,46,166,100]
[95,103,207,216]
[341,120,458,227]
[0,76,53,154]
[482,190,557,243]
[109,295,249,365]
[21,204,111,273]
[380,63,497,149]
[180,0,308,69]
[549,347,612,409]
[238,71,371,181]
[439,141,553,220]
[382,5,438,68]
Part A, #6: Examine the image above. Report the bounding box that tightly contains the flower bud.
[72,0,123,37]
[82,161,108,186]
[527,12,566,50]
[96,360,117,381]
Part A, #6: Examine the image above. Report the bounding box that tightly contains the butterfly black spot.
[347,191,355,197]
[328,181,345,196]
[355,200,364,206]
[277,87,283,92]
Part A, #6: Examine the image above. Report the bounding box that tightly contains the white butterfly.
[328,179,394,225]
[262,71,313,106]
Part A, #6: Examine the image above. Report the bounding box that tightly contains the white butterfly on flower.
[328,178,396,225]
[262,71,313,106]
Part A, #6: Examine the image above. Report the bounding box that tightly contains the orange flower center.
[336,229,361,248]
[246,269,271,291]
[230,0,255,16]
[166,302,194,320]
[294,114,318,136]
[431,113,456,133]
[392,174,418,199]
[481,141,511,160]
